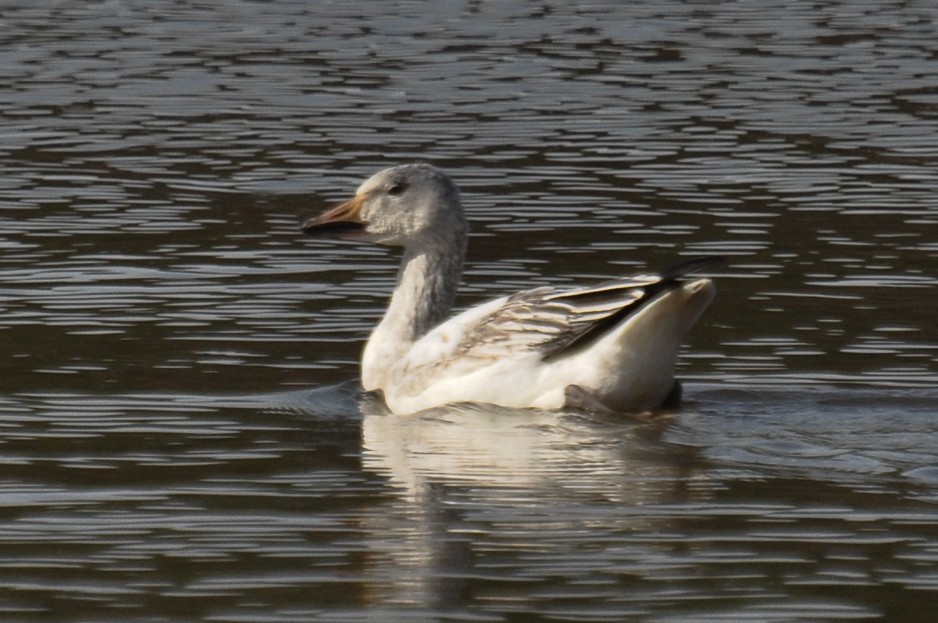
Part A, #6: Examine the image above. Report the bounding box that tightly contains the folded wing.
[455,257,721,362]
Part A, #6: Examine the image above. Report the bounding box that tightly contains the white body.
[366,278,714,414]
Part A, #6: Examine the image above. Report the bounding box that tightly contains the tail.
[587,269,717,412]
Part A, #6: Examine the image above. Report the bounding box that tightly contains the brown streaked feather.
[454,278,649,362]
[455,257,722,363]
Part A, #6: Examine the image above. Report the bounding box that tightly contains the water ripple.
[3,0,938,621]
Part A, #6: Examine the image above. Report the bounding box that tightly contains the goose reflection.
[357,398,706,610]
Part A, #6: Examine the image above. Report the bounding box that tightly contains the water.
[2,0,938,620]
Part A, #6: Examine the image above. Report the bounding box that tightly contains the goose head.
[302,163,467,248]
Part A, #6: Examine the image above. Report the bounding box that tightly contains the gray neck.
[384,234,466,342]
[361,231,467,392]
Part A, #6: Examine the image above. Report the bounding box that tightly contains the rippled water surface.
[2,1,938,621]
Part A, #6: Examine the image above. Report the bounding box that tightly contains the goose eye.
[387,183,406,197]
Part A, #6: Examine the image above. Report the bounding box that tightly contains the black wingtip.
[659,256,724,281]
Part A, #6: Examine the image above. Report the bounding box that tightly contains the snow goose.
[302,163,717,415]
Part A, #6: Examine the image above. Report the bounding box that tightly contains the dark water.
[2,1,938,620]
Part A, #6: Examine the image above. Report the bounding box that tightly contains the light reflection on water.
[2,0,938,620]
[3,386,935,621]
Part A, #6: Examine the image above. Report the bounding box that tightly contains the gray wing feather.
[455,257,721,362]
[455,275,658,361]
